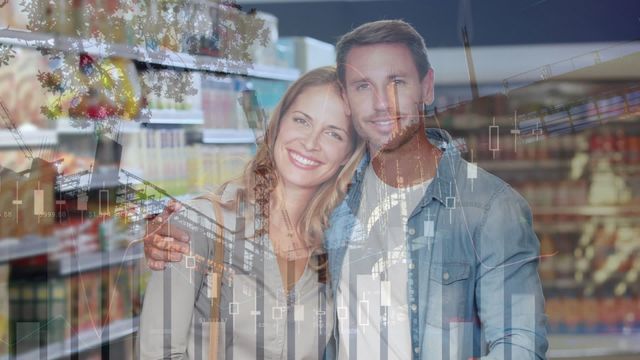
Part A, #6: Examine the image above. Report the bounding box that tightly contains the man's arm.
[476,186,549,360]
[143,200,191,270]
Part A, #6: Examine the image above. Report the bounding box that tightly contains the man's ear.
[420,68,435,105]
[340,85,352,117]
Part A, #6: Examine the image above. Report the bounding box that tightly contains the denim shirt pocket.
[426,262,472,329]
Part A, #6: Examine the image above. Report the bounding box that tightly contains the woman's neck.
[272,182,315,225]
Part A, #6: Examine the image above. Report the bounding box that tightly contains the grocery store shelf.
[479,159,570,172]
[248,63,300,82]
[202,128,257,144]
[544,278,581,290]
[0,236,142,272]
[55,118,140,134]
[533,205,640,217]
[0,29,299,81]
[549,333,640,358]
[145,110,204,125]
[534,222,584,234]
[15,317,139,360]
[0,236,55,263]
[57,243,143,276]
[0,129,58,148]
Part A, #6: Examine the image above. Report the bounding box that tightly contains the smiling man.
[143,19,548,360]
[323,20,548,360]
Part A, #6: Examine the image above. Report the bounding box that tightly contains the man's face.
[342,43,434,153]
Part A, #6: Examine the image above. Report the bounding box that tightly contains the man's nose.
[373,84,399,114]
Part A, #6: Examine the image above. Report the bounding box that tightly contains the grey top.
[139,190,334,360]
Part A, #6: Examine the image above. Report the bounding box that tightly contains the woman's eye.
[355,83,369,91]
[293,117,310,126]
[326,131,343,141]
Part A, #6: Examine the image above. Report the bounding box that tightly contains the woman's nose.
[302,130,321,151]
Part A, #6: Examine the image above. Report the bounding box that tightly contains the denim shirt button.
[408,263,415,270]
[443,272,450,280]
[408,228,416,235]
[411,304,417,312]
[414,347,420,354]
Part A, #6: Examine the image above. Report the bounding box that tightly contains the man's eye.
[392,79,406,86]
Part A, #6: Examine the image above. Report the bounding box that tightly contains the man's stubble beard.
[367,114,424,156]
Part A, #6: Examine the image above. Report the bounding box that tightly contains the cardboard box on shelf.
[277,37,335,73]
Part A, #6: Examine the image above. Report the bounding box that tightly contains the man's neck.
[370,129,441,188]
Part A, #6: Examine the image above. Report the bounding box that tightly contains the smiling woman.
[139,66,365,359]
[274,83,354,192]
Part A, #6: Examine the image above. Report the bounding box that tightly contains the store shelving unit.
[201,128,258,144]
[436,42,640,360]
[56,244,143,276]
[0,129,58,148]
[7,317,139,360]
[0,236,55,264]
[1,5,299,356]
[548,333,640,359]
[0,28,299,82]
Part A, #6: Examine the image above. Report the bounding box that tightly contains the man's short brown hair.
[336,19,431,85]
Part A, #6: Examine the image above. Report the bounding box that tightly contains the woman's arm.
[138,199,214,359]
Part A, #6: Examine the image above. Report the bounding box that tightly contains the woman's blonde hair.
[211,66,365,263]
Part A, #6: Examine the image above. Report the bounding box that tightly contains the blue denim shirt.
[324,128,548,360]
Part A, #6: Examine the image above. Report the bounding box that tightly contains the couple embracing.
[139,20,548,360]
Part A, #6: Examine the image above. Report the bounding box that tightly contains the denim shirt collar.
[345,128,462,213]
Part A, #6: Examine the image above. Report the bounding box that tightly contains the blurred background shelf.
[0,237,54,264]
[201,129,258,144]
[12,317,139,360]
[479,159,571,171]
[56,244,143,277]
[0,129,58,148]
[0,29,299,81]
[549,333,640,359]
[533,205,640,217]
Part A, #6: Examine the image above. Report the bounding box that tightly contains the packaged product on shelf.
[0,265,8,356]
[538,234,556,282]
[277,37,336,72]
[0,0,32,30]
[185,145,200,193]
[47,277,67,343]
[52,216,100,259]
[0,167,21,240]
[202,75,238,128]
[248,12,279,66]
[249,78,288,120]
[180,0,220,56]
[0,158,56,239]
[74,270,103,334]
[598,296,622,333]
[563,296,582,332]
[581,297,600,333]
[0,49,50,128]
[217,145,254,185]
[545,296,562,333]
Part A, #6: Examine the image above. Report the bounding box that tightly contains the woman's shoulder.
[187,183,246,218]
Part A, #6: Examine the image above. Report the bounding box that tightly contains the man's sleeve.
[138,199,212,359]
[475,186,549,360]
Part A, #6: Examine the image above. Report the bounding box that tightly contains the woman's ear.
[340,86,352,117]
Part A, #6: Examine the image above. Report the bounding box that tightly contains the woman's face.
[274,84,354,192]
